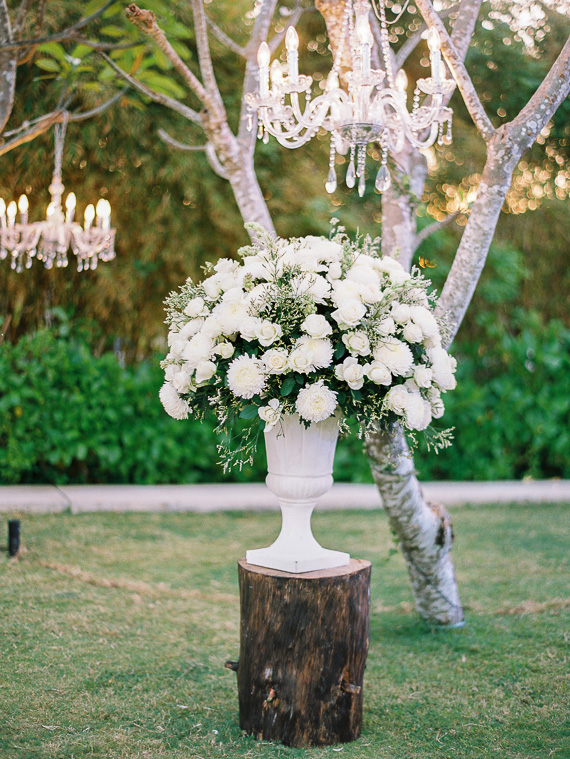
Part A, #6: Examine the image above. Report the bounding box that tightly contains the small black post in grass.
[8,520,20,556]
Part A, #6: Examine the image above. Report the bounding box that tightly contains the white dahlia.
[159,382,190,420]
[295,381,338,423]
[227,355,266,399]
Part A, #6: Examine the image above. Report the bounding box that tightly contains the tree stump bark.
[231,558,371,747]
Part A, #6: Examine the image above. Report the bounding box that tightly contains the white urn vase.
[246,413,350,573]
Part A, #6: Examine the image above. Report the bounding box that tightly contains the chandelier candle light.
[0,113,116,273]
[245,0,455,196]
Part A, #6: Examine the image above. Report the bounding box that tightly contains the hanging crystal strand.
[412,85,420,115]
[357,144,366,197]
[247,106,253,132]
[437,121,444,145]
[375,132,391,193]
[346,142,356,188]
[262,130,269,144]
[377,0,395,89]
[257,122,264,139]
[325,135,337,193]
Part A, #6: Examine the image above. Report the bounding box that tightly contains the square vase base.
[245,547,350,574]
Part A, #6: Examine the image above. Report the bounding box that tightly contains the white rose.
[364,361,391,385]
[222,286,246,303]
[390,268,411,285]
[332,279,361,306]
[214,341,235,359]
[335,356,365,390]
[391,303,411,323]
[296,337,333,369]
[202,275,223,300]
[327,262,343,281]
[169,338,187,360]
[240,255,271,281]
[255,320,283,347]
[429,347,457,390]
[240,316,263,342]
[214,301,249,335]
[384,384,409,415]
[301,313,333,339]
[182,334,214,368]
[342,331,371,357]
[258,398,282,431]
[403,321,423,344]
[346,265,377,286]
[294,273,331,304]
[201,316,223,339]
[195,360,217,385]
[262,348,289,374]
[164,364,181,382]
[331,299,367,329]
[172,370,194,393]
[377,317,396,336]
[179,319,205,340]
[288,347,313,374]
[375,257,404,275]
[409,305,439,339]
[414,365,433,388]
[214,258,238,274]
[167,329,179,347]
[184,296,208,318]
[360,282,382,305]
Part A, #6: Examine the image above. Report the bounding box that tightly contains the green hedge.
[1,311,569,484]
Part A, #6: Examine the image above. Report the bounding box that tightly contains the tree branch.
[157,127,207,151]
[66,35,145,52]
[508,35,570,154]
[395,5,456,70]
[99,51,202,125]
[413,211,461,253]
[205,13,246,58]
[189,0,225,112]
[414,0,495,143]
[0,0,116,52]
[0,89,126,157]
[12,0,34,39]
[0,0,16,133]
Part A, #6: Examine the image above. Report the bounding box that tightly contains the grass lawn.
[0,502,569,759]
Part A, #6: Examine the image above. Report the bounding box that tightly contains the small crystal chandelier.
[245,0,456,196]
[0,113,116,273]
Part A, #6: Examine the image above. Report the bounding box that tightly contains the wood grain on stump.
[232,558,371,747]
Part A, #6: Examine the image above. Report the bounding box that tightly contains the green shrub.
[1,311,569,484]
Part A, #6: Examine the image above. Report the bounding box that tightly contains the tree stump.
[230,558,371,748]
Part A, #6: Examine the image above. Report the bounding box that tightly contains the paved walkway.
[0,480,569,514]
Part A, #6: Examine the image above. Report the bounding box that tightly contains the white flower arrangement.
[160,222,456,469]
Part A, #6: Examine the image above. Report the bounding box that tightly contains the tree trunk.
[0,0,17,133]
[365,428,464,626]
[232,558,371,747]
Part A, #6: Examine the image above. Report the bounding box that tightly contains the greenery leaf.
[239,405,259,420]
[280,377,295,397]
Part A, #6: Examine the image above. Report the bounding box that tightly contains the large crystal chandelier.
[245,0,456,196]
[0,113,116,273]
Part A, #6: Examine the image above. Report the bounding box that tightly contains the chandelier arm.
[394,5,456,70]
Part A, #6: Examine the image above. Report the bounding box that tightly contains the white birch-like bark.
[0,0,16,133]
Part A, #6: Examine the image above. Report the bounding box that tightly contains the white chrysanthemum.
[429,346,457,390]
[404,392,432,431]
[159,382,190,420]
[331,299,367,329]
[334,356,365,390]
[342,331,371,357]
[409,305,439,339]
[296,336,334,369]
[262,348,289,374]
[295,381,338,423]
[227,355,266,399]
[373,339,414,377]
[258,398,282,431]
[301,313,333,338]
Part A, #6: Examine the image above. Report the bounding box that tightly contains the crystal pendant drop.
[325,167,337,194]
[375,165,391,193]
[358,172,366,197]
[346,160,356,189]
